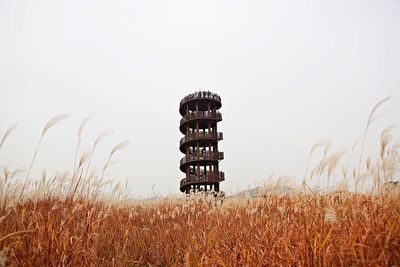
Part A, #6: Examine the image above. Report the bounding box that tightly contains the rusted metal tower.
[179,91,225,193]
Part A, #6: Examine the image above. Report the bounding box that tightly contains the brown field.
[0,191,399,266]
[0,98,399,266]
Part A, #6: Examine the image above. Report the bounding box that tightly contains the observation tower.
[179,91,225,193]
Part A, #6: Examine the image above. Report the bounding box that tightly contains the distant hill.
[229,185,294,198]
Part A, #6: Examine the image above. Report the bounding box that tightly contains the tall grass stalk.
[0,124,17,153]
[20,114,68,198]
[71,150,91,198]
[356,96,391,190]
[96,141,129,198]
[84,129,113,180]
[73,114,94,174]
[304,138,331,191]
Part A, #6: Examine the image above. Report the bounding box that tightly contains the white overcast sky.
[0,0,399,197]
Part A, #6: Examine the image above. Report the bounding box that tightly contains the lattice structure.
[179,91,225,193]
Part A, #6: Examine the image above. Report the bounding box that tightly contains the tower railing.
[179,91,221,107]
[180,171,225,188]
[179,132,223,146]
[180,151,224,166]
[180,111,222,126]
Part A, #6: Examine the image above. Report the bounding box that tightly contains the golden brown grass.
[0,192,399,266]
[0,97,399,266]
[22,114,69,197]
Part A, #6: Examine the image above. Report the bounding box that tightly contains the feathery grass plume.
[322,150,346,190]
[326,150,346,178]
[309,141,332,182]
[344,134,364,183]
[341,165,348,191]
[304,139,331,186]
[21,114,69,198]
[380,126,395,159]
[324,207,337,224]
[323,142,332,157]
[310,149,345,191]
[51,171,70,198]
[1,166,24,211]
[102,160,116,172]
[1,166,25,200]
[71,150,92,197]
[2,166,24,182]
[78,150,92,169]
[322,141,332,188]
[84,129,113,180]
[41,114,69,137]
[0,124,17,152]
[94,129,113,149]
[73,114,95,174]
[110,140,130,158]
[381,156,399,183]
[100,140,130,184]
[391,141,400,156]
[310,138,332,155]
[357,96,391,183]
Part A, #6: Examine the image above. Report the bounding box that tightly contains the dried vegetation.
[0,98,399,266]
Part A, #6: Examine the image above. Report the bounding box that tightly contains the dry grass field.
[0,98,399,266]
[0,192,399,266]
